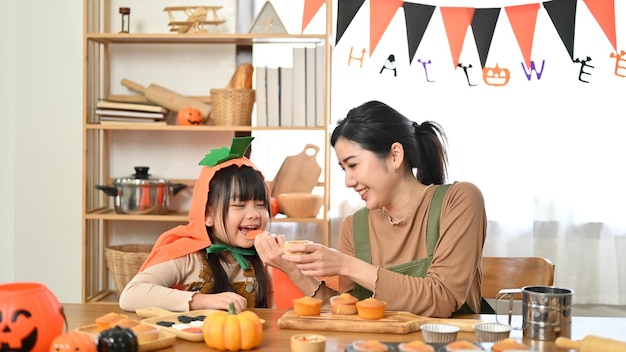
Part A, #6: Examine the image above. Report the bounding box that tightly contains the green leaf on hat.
[198,136,255,167]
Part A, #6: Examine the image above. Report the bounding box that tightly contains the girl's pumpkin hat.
[139,136,268,272]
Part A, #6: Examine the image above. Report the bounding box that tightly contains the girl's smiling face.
[334,137,395,210]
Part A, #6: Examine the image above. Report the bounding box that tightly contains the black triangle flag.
[543,0,577,61]
[336,0,366,45]
[472,8,500,68]
[403,2,436,64]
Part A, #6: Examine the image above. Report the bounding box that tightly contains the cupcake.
[355,297,387,320]
[445,340,482,351]
[292,295,323,316]
[398,340,435,352]
[352,340,389,352]
[491,338,529,352]
[330,293,358,315]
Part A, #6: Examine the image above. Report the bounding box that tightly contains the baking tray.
[138,308,265,342]
[345,340,487,351]
[75,324,176,351]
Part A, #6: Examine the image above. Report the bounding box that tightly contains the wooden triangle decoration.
[249,1,288,34]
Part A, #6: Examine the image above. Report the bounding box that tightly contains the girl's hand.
[190,292,248,313]
[254,231,288,268]
[283,242,344,278]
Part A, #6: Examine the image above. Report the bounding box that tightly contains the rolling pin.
[121,78,211,118]
[556,336,626,352]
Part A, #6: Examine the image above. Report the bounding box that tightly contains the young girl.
[119,137,273,313]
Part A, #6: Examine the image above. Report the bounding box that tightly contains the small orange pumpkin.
[49,331,97,352]
[177,107,203,125]
[202,302,263,351]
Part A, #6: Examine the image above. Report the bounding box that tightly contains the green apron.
[351,184,494,315]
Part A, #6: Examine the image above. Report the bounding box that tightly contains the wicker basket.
[210,88,255,126]
[104,244,152,295]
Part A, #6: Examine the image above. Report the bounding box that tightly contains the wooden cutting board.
[75,325,176,351]
[270,144,322,200]
[277,309,484,334]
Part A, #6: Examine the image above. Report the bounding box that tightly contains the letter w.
[521,60,545,80]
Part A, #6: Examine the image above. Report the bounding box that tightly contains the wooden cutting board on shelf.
[270,144,322,199]
[277,309,483,334]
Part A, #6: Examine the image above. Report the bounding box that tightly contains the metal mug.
[496,285,573,341]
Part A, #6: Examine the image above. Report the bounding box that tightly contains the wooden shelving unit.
[82,0,332,303]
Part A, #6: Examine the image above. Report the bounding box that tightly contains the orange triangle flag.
[369,0,404,57]
[440,7,476,68]
[505,4,540,68]
[302,0,326,33]
[582,0,617,50]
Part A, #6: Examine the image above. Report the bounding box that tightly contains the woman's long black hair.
[330,100,448,185]
[205,164,270,307]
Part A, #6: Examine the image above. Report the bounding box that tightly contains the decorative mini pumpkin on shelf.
[202,302,263,351]
[0,282,65,352]
[177,106,204,125]
[49,331,97,352]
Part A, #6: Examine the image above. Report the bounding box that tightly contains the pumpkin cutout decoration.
[202,302,263,351]
[0,282,65,352]
[177,107,204,125]
[483,64,510,86]
[49,331,97,352]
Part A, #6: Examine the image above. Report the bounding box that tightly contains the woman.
[119,137,273,313]
[255,101,489,317]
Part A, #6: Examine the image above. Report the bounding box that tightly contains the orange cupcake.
[398,340,435,352]
[491,338,529,352]
[355,297,387,320]
[330,293,358,315]
[352,340,389,352]
[446,340,482,351]
[292,295,323,316]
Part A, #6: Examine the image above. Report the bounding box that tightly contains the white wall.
[1,1,83,302]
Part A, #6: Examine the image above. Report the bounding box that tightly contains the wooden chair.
[481,256,555,300]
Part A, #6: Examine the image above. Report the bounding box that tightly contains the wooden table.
[63,303,626,351]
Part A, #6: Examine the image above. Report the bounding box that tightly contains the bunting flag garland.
[370,0,404,57]
[543,0,578,61]
[440,7,476,68]
[335,0,365,45]
[505,4,540,68]
[332,0,618,69]
[302,0,326,33]
[582,0,616,50]
[472,8,500,69]
[403,3,435,64]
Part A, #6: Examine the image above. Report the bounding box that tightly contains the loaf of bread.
[226,62,254,89]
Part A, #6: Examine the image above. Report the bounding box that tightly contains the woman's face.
[334,137,395,210]
[206,198,269,249]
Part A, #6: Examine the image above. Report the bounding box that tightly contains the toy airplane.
[163,6,226,34]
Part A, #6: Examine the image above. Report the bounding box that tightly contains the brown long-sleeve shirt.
[338,182,487,317]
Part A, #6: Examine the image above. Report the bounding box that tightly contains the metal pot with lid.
[95,166,187,215]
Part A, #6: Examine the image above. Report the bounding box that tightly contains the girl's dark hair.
[205,164,270,307]
[330,100,448,185]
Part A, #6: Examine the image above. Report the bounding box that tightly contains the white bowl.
[473,322,511,342]
[290,334,326,352]
[420,323,460,343]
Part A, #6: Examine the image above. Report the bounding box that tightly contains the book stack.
[96,100,169,125]
[255,44,325,127]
